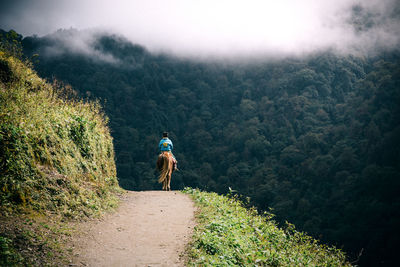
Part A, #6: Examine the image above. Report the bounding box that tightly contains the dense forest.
[5,28,399,266]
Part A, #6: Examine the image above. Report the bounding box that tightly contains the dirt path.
[69,191,196,267]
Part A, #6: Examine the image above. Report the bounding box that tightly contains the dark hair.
[162,132,168,137]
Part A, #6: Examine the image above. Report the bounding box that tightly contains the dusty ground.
[68,191,196,267]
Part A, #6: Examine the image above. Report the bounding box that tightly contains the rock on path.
[70,191,196,267]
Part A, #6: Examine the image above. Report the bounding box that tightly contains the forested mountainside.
[18,29,400,266]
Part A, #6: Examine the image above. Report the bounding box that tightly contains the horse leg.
[169,158,174,190]
[168,169,172,191]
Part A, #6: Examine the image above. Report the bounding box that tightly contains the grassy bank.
[184,188,351,266]
[0,43,122,265]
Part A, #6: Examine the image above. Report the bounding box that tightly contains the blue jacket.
[159,138,173,152]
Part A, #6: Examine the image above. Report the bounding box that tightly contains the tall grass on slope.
[184,188,351,266]
[0,50,121,218]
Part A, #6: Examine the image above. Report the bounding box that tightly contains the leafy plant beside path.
[0,50,120,217]
[184,188,351,266]
[0,40,122,265]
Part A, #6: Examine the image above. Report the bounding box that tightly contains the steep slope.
[185,188,351,266]
[0,37,121,265]
[0,30,355,266]
[20,29,400,266]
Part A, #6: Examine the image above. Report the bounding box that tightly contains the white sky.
[0,0,399,57]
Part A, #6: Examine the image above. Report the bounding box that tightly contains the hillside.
[18,29,400,266]
[0,32,121,265]
[184,188,351,266]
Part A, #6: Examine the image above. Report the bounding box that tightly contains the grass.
[0,235,23,266]
[0,49,121,217]
[0,41,123,265]
[184,188,351,266]
[0,212,82,266]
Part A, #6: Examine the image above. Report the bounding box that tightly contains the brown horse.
[157,152,174,191]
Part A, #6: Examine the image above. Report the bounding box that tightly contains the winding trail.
[69,191,196,267]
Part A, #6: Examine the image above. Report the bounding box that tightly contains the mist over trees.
[17,29,400,266]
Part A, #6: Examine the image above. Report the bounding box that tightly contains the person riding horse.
[158,132,178,171]
[157,132,178,191]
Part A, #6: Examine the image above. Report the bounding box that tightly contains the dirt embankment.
[68,191,196,267]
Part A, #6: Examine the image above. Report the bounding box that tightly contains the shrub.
[184,188,351,266]
[0,50,121,217]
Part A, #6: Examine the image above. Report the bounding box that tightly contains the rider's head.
[163,132,168,138]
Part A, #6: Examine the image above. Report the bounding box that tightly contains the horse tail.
[158,153,170,183]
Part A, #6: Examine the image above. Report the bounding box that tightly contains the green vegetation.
[0,49,120,217]
[0,236,23,266]
[184,188,350,266]
[0,33,122,265]
[20,29,400,265]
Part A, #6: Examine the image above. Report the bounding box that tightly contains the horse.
[157,151,174,191]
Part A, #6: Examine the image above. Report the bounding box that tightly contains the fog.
[1,0,399,58]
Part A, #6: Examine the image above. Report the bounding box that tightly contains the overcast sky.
[1,0,399,57]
